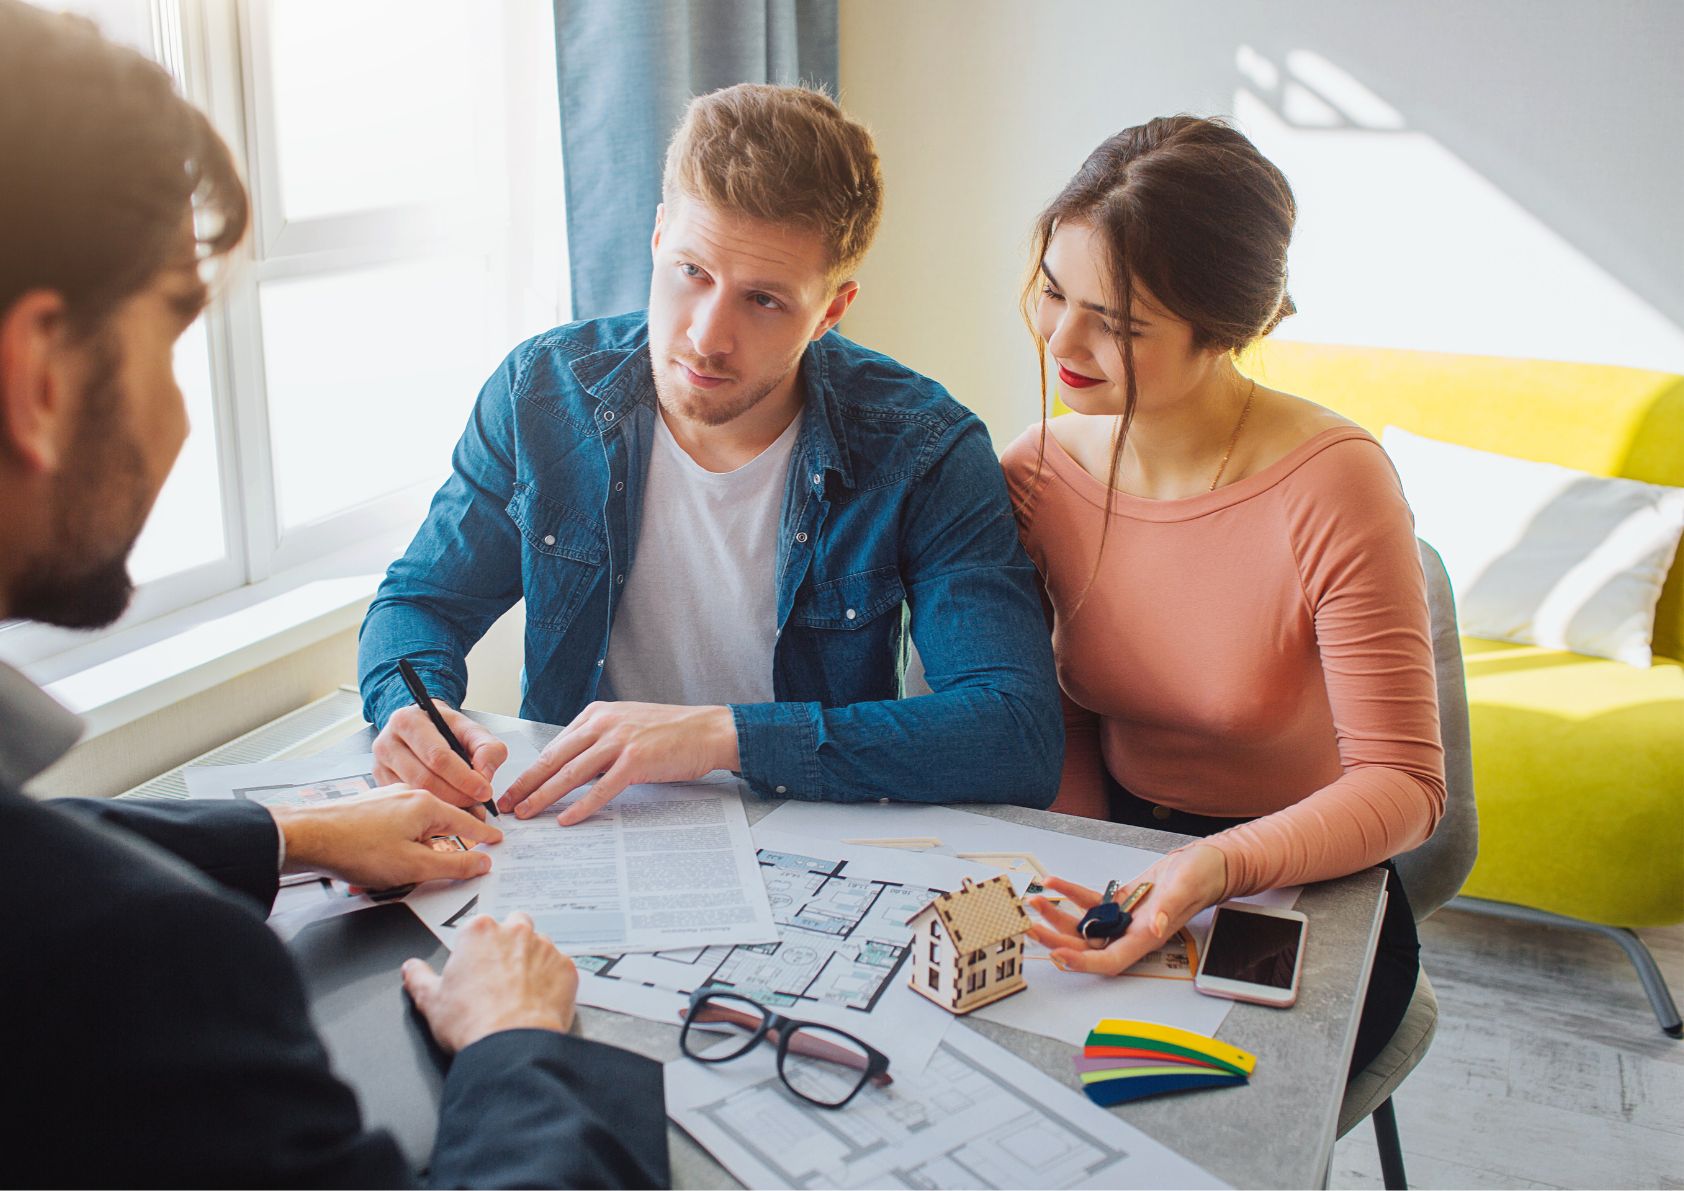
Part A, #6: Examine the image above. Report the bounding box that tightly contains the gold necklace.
[1208,381,1256,492]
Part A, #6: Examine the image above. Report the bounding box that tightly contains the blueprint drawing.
[578,844,940,1012]
[572,830,999,1069]
[666,1024,1226,1189]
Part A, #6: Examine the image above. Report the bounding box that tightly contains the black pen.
[396,657,500,817]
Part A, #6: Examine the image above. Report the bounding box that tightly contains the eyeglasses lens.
[681,993,767,1061]
[780,1025,874,1106]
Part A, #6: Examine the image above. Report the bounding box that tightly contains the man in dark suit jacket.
[0,4,667,1186]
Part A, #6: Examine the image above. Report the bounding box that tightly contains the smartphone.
[1193,903,1308,1007]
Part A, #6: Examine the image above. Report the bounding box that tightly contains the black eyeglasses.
[678,988,893,1108]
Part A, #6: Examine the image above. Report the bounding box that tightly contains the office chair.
[1335,540,1480,1189]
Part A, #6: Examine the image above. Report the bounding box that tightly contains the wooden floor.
[1330,907,1684,1189]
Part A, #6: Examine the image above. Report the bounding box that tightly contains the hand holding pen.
[369,658,507,815]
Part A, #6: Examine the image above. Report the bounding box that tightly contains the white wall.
[838,0,1684,442]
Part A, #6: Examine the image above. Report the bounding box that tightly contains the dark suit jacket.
[3,786,669,1189]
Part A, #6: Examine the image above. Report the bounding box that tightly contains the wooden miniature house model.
[907,874,1030,1014]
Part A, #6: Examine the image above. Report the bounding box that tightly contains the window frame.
[0,0,567,678]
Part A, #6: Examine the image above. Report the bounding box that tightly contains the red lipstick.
[1058,365,1103,390]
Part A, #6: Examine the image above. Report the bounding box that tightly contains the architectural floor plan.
[665,1024,1226,1189]
[572,830,1002,1069]
[577,844,943,1013]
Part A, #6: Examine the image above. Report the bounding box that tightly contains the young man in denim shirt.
[359,84,1061,822]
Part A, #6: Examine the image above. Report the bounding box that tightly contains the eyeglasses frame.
[679,986,894,1109]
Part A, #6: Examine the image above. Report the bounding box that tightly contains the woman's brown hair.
[0,0,249,336]
[1019,116,1297,567]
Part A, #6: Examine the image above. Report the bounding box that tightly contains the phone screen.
[1202,909,1302,988]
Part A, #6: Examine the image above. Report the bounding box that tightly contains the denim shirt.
[358,313,1062,806]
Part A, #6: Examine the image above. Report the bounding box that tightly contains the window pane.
[267,0,483,222]
[40,0,153,55]
[260,256,501,530]
[128,318,227,585]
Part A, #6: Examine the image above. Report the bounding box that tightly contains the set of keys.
[1076,879,1154,942]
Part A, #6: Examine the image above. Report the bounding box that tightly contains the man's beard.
[653,353,787,428]
[9,341,149,630]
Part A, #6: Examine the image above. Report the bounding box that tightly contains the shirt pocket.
[505,482,606,632]
[790,566,907,630]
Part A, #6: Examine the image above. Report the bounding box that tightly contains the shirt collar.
[0,661,83,792]
[572,327,856,492]
[792,334,854,492]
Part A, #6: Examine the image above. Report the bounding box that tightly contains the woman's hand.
[1028,844,1229,975]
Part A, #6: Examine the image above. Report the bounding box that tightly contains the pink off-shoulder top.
[1001,423,1446,898]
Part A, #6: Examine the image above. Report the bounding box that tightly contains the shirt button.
[602,410,616,422]
[845,608,857,620]
[879,797,890,804]
[794,532,808,544]
[1151,805,1172,821]
[812,473,822,486]
[596,658,605,667]
[615,481,625,492]
[775,785,787,794]
[616,574,625,584]
[543,534,556,546]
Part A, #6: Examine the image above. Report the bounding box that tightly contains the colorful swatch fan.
[1076,1018,1255,1106]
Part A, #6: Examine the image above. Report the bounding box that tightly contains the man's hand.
[402,912,577,1053]
[270,787,501,889]
[372,699,509,809]
[1026,844,1229,975]
[499,701,740,824]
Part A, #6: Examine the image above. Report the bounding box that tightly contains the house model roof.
[919,874,1030,951]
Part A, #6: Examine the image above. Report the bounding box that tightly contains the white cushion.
[1382,427,1684,668]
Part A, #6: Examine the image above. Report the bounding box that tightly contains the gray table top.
[305,706,1384,1190]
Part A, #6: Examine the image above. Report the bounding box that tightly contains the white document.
[756,801,1298,1046]
[405,770,778,956]
[567,829,999,1072]
[472,774,778,954]
[182,731,545,807]
[665,1022,1227,1190]
[263,877,381,941]
[183,753,386,804]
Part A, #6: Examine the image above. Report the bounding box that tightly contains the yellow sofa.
[1243,340,1684,941]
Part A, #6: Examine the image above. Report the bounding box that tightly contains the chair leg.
[1450,897,1683,1038]
[1372,1097,1408,1190]
[1605,926,1684,1039]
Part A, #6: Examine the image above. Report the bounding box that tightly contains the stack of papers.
[1076,1019,1255,1106]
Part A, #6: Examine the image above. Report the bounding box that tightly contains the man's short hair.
[0,0,248,334]
[661,83,884,285]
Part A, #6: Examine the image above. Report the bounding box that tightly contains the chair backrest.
[1393,539,1479,921]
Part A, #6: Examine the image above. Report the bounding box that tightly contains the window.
[1,0,566,673]
[928,941,938,962]
[996,958,1015,981]
[927,967,939,990]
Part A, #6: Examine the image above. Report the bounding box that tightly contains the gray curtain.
[553,0,840,320]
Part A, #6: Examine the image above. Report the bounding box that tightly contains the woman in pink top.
[1002,117,1446,1074]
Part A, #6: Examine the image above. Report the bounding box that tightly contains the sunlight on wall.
[1234,47,1684,373]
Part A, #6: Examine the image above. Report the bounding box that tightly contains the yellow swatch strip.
[1090,1019,1257,1076]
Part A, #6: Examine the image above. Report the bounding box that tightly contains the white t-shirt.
[598,408,803,706]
